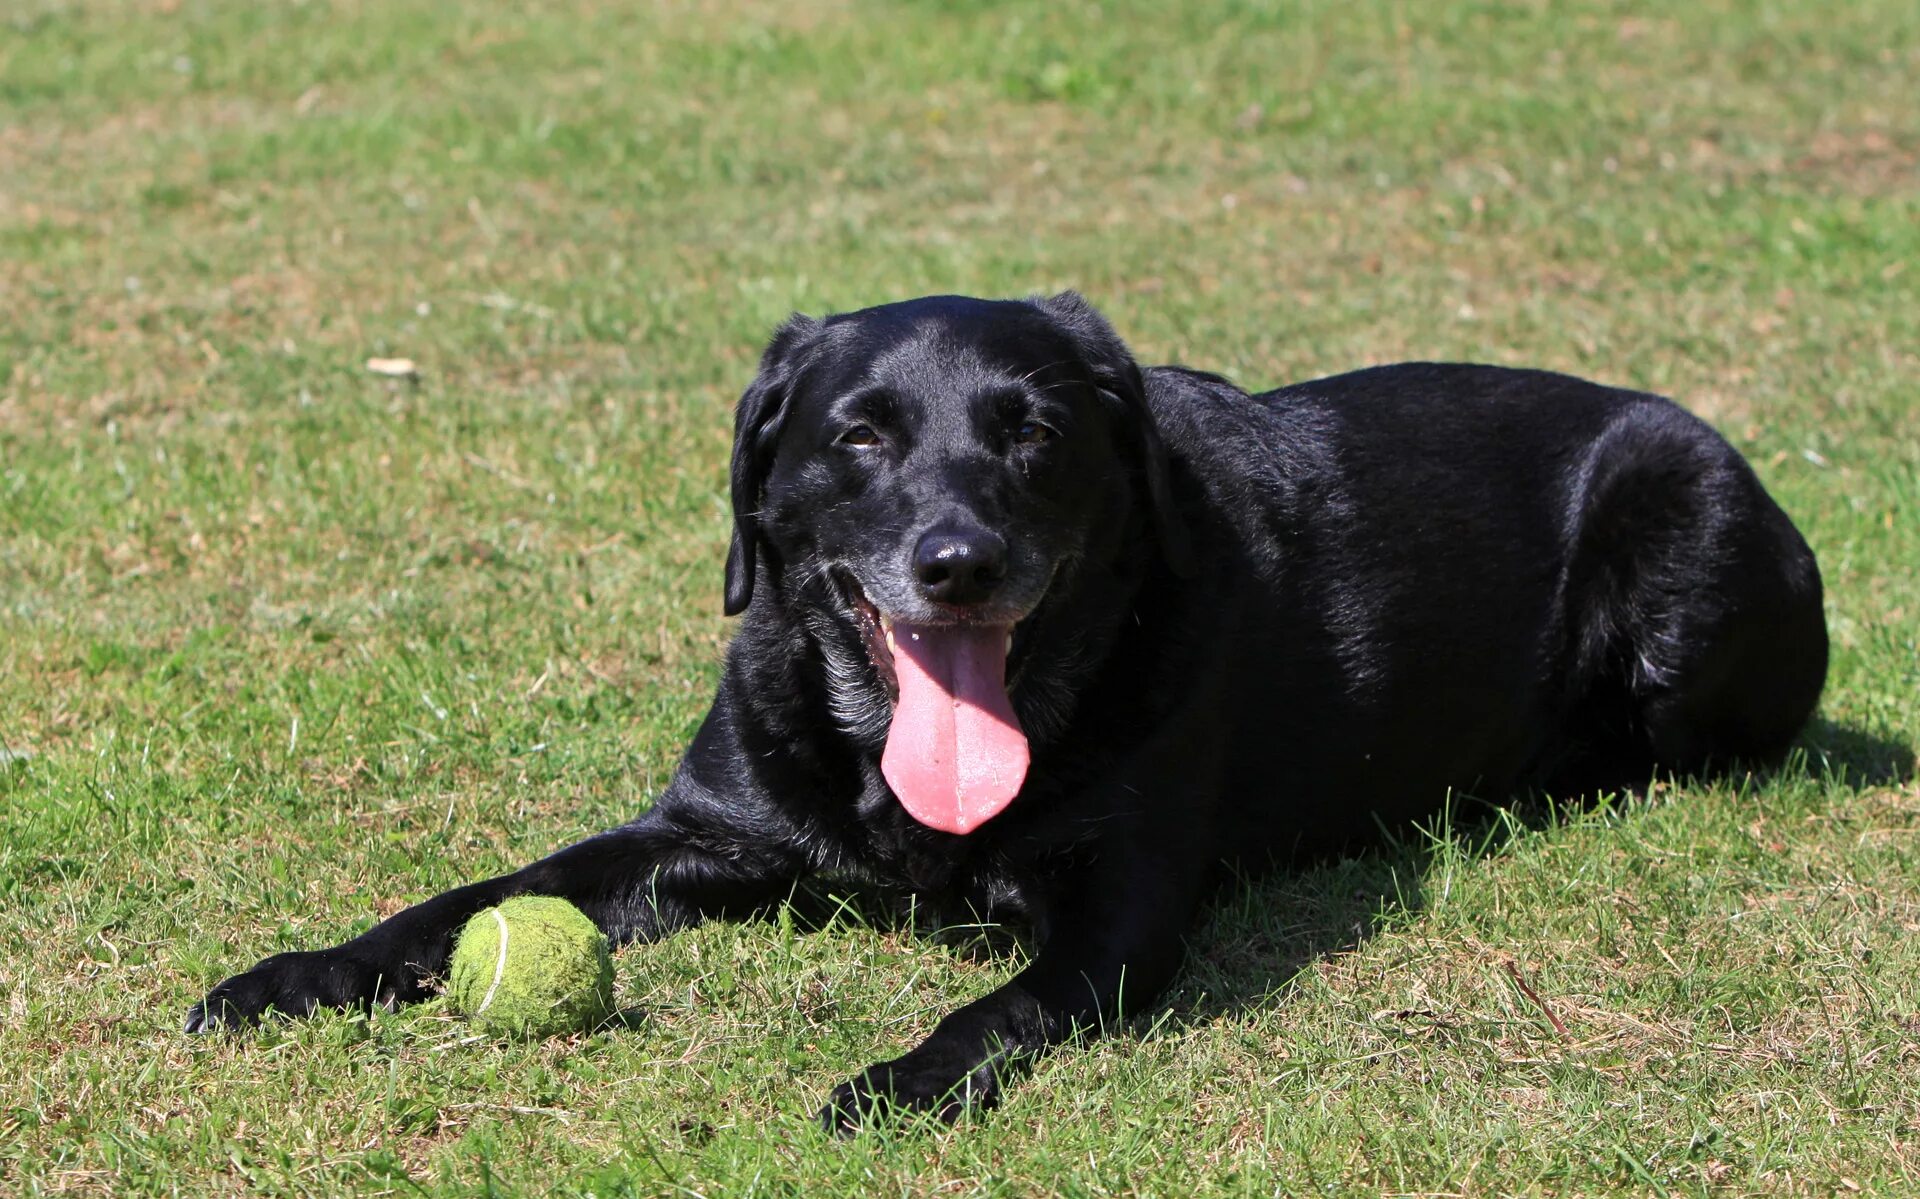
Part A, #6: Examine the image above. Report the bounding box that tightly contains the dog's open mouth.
[835,571,1031,836]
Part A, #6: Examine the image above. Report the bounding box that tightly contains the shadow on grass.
[732,718,1911,1050]
[1145,716,1914,1032]
[1799,715,1916,790]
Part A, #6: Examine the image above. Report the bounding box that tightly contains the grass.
[2,0,1917,1193]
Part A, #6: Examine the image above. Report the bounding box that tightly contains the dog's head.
[723,293,1189,835]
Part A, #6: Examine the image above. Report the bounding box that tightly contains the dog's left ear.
[724,313,822,615]
[1032,292,1195,577]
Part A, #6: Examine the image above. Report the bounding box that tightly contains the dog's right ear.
[724,314,821,616]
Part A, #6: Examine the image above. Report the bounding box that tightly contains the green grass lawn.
[3,0,1918,1193]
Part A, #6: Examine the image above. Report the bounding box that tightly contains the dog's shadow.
[619,717,1891,1047]
[772,719,1909,1043]
[1150,715,1913,1032]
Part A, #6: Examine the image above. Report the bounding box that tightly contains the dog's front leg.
[819,842,1206,1133]
[186,801,802,1031]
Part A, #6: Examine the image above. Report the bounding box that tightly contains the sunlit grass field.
[3,0,1917,1194]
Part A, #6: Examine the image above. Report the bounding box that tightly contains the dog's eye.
[840,425,881,447]
[1015,420,1056,445]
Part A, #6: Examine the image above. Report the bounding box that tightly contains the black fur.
[188,294,1827,1131]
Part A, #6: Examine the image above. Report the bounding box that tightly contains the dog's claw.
[818,1055,988,1135]
[187,979,264,1034]
[186,949,399,1034]
[185,990,256,1033]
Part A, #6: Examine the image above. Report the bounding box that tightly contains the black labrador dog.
[189,293,1828,1130]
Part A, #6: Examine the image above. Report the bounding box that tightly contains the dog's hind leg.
[1559,404,1827,787]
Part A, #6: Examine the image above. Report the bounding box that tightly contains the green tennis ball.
[447,896,614,1037]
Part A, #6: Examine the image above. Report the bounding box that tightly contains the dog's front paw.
[819,1051,1000,1135]
[185,949,405,1033]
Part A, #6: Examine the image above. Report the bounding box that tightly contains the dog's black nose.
[912,528,1008,606]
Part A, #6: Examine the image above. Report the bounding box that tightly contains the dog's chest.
[860,816,971,895]
[841,802,995,902]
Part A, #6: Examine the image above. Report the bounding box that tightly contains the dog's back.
[1140,362,1827,857]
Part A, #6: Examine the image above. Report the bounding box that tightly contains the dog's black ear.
[724,313,822,615]
[1032,291,1194,577]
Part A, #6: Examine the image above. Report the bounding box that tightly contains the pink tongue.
[880,622,1029,835]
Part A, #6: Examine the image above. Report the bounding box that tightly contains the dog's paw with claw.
[819,1052,1000,1135]
[186,949,407,1033]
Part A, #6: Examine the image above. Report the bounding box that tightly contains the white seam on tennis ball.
[476,907,509,1016]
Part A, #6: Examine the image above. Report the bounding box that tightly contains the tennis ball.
[447,896,614,1037]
